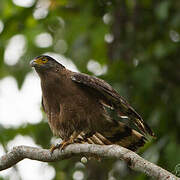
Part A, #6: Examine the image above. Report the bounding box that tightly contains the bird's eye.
[42,58,46,61]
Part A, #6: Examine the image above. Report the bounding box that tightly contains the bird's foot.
[59,140,72,150]
[50,143,61,154]
[50,132,83,154]
[50,139,74,154]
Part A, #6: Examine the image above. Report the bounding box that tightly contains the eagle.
[30,55,155,152]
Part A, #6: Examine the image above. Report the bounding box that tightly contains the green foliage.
[0,0,180,179]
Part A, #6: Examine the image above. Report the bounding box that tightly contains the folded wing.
[71,72,155,138]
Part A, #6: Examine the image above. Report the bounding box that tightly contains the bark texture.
[0,144,179,180]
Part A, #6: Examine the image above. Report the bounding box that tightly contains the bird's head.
[30,55,65,72]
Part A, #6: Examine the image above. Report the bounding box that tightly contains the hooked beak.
[30,59,36,67]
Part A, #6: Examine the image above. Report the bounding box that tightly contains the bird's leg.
[60,132,78,150]
[50,131,79,154]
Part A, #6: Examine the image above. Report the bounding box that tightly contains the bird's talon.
[50,143,61,154]
[60,148,64,152]
[50,145,55,155]
[50,141,71,154]
[59,142,69,151]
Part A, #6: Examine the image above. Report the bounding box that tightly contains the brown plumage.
[30,55,155,152]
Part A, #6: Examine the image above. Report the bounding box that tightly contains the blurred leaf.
[0,0,180,179]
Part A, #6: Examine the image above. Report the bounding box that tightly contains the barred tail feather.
[77,122,147,151]
[117,107,155,138]
[101,122,147,151]
[134,118,156,137]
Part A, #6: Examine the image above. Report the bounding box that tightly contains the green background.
[0,0,180,179]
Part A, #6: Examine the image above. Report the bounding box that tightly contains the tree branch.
[0,144,179,179]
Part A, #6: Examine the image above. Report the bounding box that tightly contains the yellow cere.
[34,57,48,65]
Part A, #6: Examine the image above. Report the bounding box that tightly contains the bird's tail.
[133,117,156,138]
[101,121,147,151]
[123,107,156,138]
[77,121,147,152]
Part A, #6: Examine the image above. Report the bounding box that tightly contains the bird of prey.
[30,55,155,152]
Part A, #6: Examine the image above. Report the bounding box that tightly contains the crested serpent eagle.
[30,55,155,152]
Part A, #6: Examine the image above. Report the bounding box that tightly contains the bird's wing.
[41,97,48,113]
[71,72,155,137]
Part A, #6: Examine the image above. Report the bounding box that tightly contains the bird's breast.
[40,75,107,138]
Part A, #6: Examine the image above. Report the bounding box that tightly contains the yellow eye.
[34,57,48,65]
[41,57,48,63]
